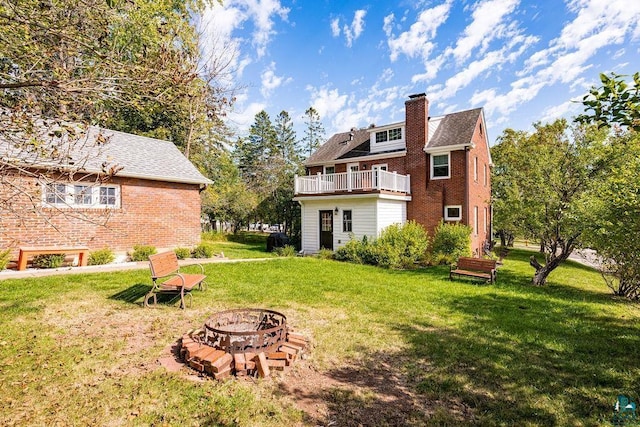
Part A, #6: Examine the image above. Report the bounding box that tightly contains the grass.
[0,248,639,425]
[201,231,278,259]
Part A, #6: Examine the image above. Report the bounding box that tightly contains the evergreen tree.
[301,107,325,156]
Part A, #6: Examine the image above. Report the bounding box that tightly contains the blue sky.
[201,0,640,145]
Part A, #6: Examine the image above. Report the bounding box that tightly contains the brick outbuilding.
[0,125,211,259]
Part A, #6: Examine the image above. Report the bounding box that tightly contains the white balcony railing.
[294,170,411,195]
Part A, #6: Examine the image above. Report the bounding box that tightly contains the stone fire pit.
[180,308,309,379]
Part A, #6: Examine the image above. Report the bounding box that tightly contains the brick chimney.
[404,93,430,227]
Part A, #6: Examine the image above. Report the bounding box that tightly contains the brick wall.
[0,172,204,257]
[467,116,492,255]
[404,94,430,229]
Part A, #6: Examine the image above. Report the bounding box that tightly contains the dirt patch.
[41,299,463,425]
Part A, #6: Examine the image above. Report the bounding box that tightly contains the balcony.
[294,170,411,195]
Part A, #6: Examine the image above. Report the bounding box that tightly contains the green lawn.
[0,248,638,426]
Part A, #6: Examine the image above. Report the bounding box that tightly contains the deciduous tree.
[576,72,640,132]
[492,120,608,285]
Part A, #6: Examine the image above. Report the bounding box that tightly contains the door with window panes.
[319,210,333,250]
[372,164,388,188]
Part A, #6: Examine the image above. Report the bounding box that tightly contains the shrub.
[372,221,430,269]
[335,222,429,269]
[201,231,229,242]
[174,247,192,260]
[130,245,157,262]
[32,253,66,269]
[316,248,335,260]
[88,248,115,265]
[431,221,472,265]
[275,245,297,257]
[0,249,11,271]
[192,242,215,258]
[334,235,374,264]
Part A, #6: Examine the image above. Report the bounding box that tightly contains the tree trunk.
[529,248,573,286]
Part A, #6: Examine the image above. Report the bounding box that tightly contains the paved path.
[512,243,600,269]
[0,256,276,281]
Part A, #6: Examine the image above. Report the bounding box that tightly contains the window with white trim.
[484,207,488,234]
[474,206,479,236]
[43,183,121,208]
[474,156,478,182]
[324,165,335,175]
[484,163,488,186]
[431,153,450,179]
[444,205,462,221]
[375,127,402,143]
[342,210,352,232]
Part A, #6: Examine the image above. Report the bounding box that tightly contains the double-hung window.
[431,153,450,179]
[342,210,352,232]
[43,183,120,208]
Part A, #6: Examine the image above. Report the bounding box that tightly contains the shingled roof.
[304,107,483,165]
[1,125,212,186]
[427,108,482,151]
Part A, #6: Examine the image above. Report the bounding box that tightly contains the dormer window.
[375,127,402,143]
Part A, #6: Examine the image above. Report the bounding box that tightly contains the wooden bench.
[17,246,89,271]
[144,251,206,309]
[450,257,497,283]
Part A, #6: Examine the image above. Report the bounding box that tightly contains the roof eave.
[2,160,212,186]
[304,150,407,167]
[424,142,474,154]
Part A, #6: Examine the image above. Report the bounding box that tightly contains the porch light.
[334,207,339,215]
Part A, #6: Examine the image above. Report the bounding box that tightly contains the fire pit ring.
[203,308,288,355]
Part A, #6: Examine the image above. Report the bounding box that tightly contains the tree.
[274,110,302,170]
[490,128,527,247]
[581,131,640,299]
[492,120,608,286]
[575,72,640,132]
[301,107,325,156]
[575,72,640,300]
[0,0,234,238]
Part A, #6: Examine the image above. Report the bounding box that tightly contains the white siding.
[297,196,407,253]
[377,199,407,231]
[334,199,377,248]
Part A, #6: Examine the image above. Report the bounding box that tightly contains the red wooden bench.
[144,251,206,309]
[450,257,497,284]
[17,246,89,271]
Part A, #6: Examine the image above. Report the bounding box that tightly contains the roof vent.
[368,123,375,129]
[349,132,354,141]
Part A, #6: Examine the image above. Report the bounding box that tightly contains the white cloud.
[479,0,640,127]
[227,100,267,132]
[344,10,367,47]
[330,18,341,37]
[260,62,291,98]
[387,1,452,62]
[333,10,367,47]
[539,99,582,123]
[383,13,395,36]
[201,0,290,59]
[306,81,411,135]
[448,0,520,64]
[306,85,349,119]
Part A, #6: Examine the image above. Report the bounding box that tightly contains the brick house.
[294,93,492,256]
[0,126,211,258]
